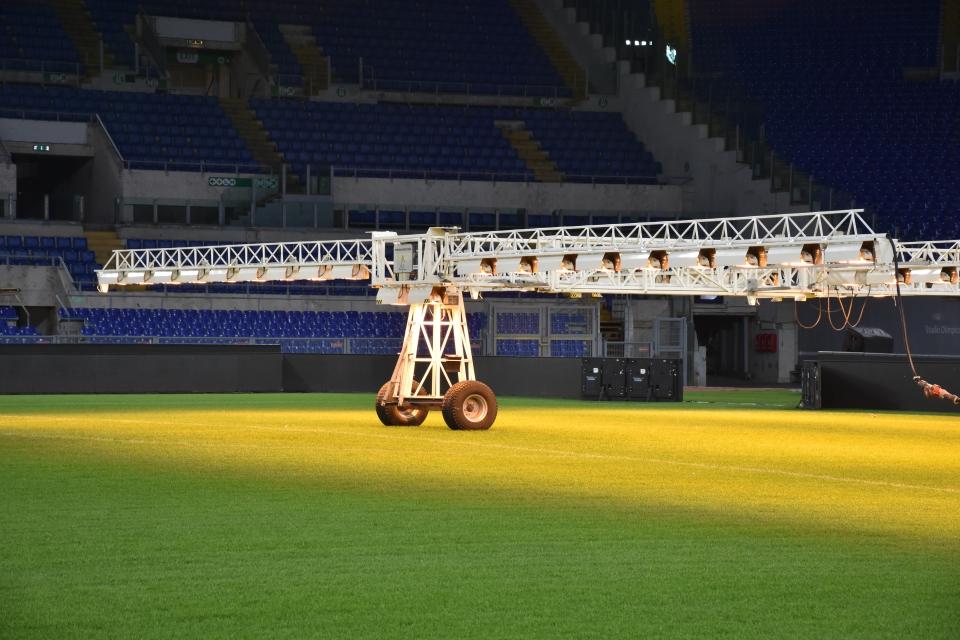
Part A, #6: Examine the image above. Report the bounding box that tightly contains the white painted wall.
[333,177,682,213]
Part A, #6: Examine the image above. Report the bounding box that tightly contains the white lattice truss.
[95,210,960,407]
[98,210,960,301]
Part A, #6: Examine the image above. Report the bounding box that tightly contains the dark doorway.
[14,153,91,221]
[694,315,750,383]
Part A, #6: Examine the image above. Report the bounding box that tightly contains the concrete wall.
[88,123,124,224]
[333,176,682,213]
[0,161,14,204]
[617,71,802,216]
[0,265,74,307]
[749,300,799,384]
[121,168,256,202]
[0,220,85,236]
[0,118,88,145]
[535,0,806,217]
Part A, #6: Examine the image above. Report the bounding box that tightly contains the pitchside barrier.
[0,345,583,398]
[801,351,960,413]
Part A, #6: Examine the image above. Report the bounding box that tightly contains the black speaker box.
[626,358,653,400]
[843,326,894,353]
[581,358,605,398]
[651,359,683,401]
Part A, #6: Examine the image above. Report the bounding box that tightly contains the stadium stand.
[253,101,661,183]
[685,0,958,239]
[0,1,82,73]
[0,233,99,290]
[0,84,256,172]
[0,84,660,182]
[60,307,487,354]
[81,0,566,94]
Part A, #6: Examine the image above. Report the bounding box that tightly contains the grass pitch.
[1,390,958,638]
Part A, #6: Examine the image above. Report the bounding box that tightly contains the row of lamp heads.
[458,241,881,275]
[97,263,371,292]
[96,239,960,292]
[455,241,958,287]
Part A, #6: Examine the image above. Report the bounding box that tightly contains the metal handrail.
[123,159,272,174]
[331,166,660,184]
[96,113,125,163]
[360,76,574,99]
[0,107,91,122]
[0,57,82,81]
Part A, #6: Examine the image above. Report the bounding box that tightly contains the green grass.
[1,390,958,639]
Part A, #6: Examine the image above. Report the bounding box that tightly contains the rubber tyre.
[376,381,428,427]
[442,381,497,431]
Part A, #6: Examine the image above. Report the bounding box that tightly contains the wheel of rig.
[441,380,497,431]
[375,380,429,427]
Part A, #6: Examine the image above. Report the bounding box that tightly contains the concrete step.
[510,0,583,95]
[83,229,123,265]
[499,123,563,184]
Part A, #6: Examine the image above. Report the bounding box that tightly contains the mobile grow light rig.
[97,209,960,429]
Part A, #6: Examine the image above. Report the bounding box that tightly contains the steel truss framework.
[96,209,960,429]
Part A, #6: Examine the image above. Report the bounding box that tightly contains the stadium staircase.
[50,0,114,79]
[83,229,122,267]
[220,98,284,173]
[279,25,329,95]
[510,0,586,98]
[499,124,562,182]
[945,0,960,74]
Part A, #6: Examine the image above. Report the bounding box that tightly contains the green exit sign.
[33,144,51,152]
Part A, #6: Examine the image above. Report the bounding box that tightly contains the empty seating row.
[82,0,565,95]
[0,234,99,290]
[0,2,81,72]
[0,84,254,172]
[61,308,487,343]
[255,100,661,183]
[686,0,955,239]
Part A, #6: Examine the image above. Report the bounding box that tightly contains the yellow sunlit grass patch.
[2,393,958,548]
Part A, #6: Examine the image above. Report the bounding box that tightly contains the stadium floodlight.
[634,40,640,46]
[199,267,229,283]
[711,248,751,267]
[900,267,947,285]
[260,266,290,282]
[229,267,262,282]
[665,250,700,268]
[625,39,631,45]
[536,255,576,272]
[314,264,359,280]
[121,270,148,284]
[97,271,119,293]
[178,268,202,283]
[150,269,177,284]
[617,252,650,271]
[823,242,871,263]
